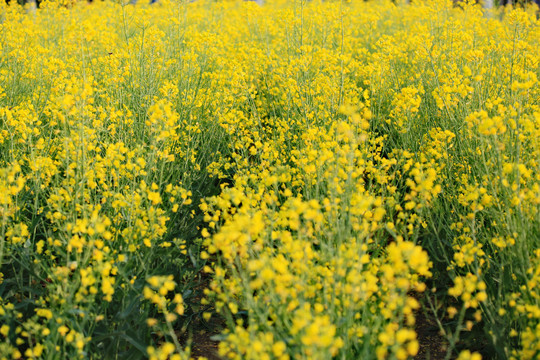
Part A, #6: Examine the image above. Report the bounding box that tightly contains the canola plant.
[0,0,539,359]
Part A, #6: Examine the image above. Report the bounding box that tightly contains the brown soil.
[414,294,449,360]
[189,318,223,360]
[180,270,224,360]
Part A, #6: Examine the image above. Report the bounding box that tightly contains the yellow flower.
[58,326,69,336]
[148,191,162,206]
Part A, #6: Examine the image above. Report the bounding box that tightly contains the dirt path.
[415,297,448,360]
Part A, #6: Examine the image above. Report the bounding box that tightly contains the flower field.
[0,0,539,359]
